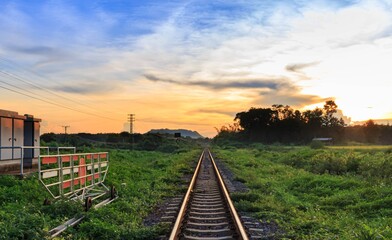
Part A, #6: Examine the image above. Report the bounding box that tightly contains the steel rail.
[169,150,205,240]
[208,149,249,240]
[169,149,249,240]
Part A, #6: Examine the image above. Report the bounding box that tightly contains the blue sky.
[1,0,392,136]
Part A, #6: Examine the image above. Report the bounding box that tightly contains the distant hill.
[148,129,204,139]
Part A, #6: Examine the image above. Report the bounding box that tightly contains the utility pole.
[127,114,135,150]
[62,125,70,134]
[127,114,135,134]
[61,125,70,145]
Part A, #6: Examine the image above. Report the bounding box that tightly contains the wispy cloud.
[51,82,117,94]
[256,91,327,108]
[188,109,238,118]
[9,46,56,55]
[144,74,289,90]
[285,62,320,73]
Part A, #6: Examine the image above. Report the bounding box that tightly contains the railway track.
[169,149,249,240]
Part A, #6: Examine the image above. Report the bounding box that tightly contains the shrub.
[310,141,325,149]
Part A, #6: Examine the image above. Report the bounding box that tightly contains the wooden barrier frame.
[39,152,109,202]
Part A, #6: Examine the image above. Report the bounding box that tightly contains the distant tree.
[214,123,242,141]
[364,119,379,143]
[41,132,57,143]
[271,104,303,143]
[303,108,323,125]
[364,119,375,127]
[294,110,302,121]
[235,108,275,130]
[319,100,345,142]
[107,134,120,143]
[215,123,241,134]
[379,124,392,144]
[120,131,130,138]
[119,131,130,143]
[214,100,353,144]
[324,100,338,114]
[322,100,343,127]
[299,108,322,140]
[137,134,162,151]
[272,104,295,120]
[234,108,276,141]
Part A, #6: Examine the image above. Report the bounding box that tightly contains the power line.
[0,78,50,100]
[0,57,125,116]
[0,70,95,109]
[0,70,122,117]
[0,62,124,122]
[0,83,122,122]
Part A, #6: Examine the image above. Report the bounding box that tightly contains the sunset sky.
[1,0,391,137]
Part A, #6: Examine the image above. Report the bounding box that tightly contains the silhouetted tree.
[302,108,323,139]
[235,108,275,141]
[379,124,392,144]
[214,123,241,140]
[41,132,57,143]
[215,100,355,144]
[364,119,379,143]
[271,104,303,143]
[322,100,342,127]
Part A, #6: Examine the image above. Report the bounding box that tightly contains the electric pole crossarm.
[127,114,135,134]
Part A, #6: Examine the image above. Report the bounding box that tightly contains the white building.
[0,109,41,174]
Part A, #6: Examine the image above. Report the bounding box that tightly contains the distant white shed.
[312,137,333,144]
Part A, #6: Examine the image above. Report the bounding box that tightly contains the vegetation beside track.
[69,149,198,240]
[213,146,392,239]
[0,174,81,240]
[2,140,390,239]
[0,149,199,240]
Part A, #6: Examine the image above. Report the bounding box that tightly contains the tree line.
[215,100,392,144]
[40,132,205,153]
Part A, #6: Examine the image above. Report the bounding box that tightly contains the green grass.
[70,149,198,240]
[0,149,199,240]
[328,145,392,150]
[0,174,79,240]
[213,147,392,239]
[2,145,390,239]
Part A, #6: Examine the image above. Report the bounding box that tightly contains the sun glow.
[298,42,392,123]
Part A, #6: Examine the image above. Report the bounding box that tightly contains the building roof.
[312,138,333,141]
[0,109,25,119]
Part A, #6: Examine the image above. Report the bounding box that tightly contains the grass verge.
[214,147,392,239]
[0,149,199,240]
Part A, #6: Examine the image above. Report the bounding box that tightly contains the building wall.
[0,117,13,160]
[0,110,40,161]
